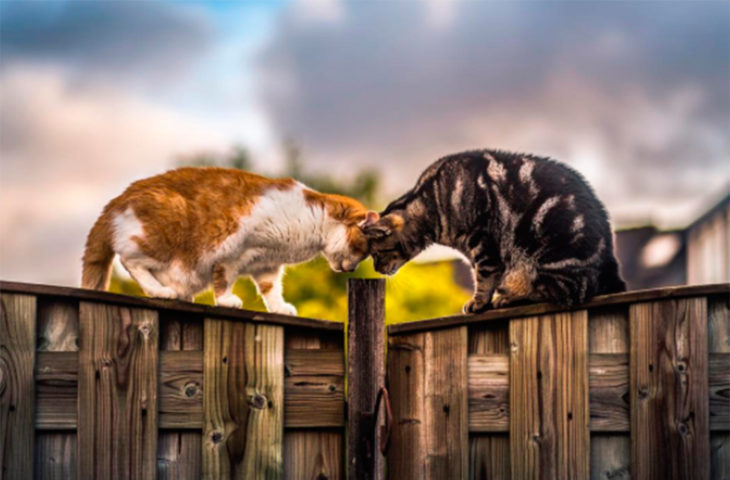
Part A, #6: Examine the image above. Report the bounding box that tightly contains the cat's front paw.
[462,297,490,314]
[217,293,243,309]
[270,302,298,316]
[151,286,178,300]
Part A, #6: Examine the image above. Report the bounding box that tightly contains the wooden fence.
[0,281,346,480]
[387,283,730,480]
[1,279,728,480]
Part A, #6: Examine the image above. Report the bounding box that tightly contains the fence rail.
[386,283,730,480]
[1,280,345,480]
[1,280,728,480]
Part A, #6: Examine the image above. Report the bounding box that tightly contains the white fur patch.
[571,214,585,233]
[451,178,464,211]
[112,208,145,257]
[543,238,606,270]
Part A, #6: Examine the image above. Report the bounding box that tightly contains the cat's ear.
[359,211,380,228]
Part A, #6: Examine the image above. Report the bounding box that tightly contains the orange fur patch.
[258,281,274,294]
[99,168,295,269]
[503,268,531,298]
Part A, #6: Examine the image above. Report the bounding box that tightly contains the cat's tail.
[82,214,114,290]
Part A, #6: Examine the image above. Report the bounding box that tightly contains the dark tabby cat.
[364,150,626,312]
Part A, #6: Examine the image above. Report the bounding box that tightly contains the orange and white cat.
[82,167,377,314]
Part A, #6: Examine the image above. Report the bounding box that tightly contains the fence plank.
[630,297,710,480]
[158,313,203,480]
[284,429,342,480]
[709,294,730,480]
[388,333,426,480]
[509,311,590,480]
[0,293,36,480]
[77,302,159,480]
[424,327,469,479]
[203,319,284,479]
[284,330,343,480]
[468,322,510,480]
[589,306,630,480]
[35,432,76,480]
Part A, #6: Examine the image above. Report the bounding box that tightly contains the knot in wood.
[184,382,199,398]
[677,422,689,436]
[138,323,152,338]
[211,432,223,444]
[676,361,687,373]
[249,393,268,409]
[328,384,337,392]
[638,386,649,399]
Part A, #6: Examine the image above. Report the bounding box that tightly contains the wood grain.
[158,312,202,480]
[0,293,36,480]
[387,332,426,480]
[709,294,730,480]
[284,329,344,480]
[203,319,284,479]
[588,306,630,480]
[77,302,159,480]
[509,311,590,480]
[424,327,469,479]
[630,298,710,480]
[35,432,76,480]
[468,322,510,480]
[0,280,342,332]
[37,298,78,352]
[347,279,386,480]
[388,283,729,335]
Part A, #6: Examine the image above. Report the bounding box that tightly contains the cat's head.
[315,193,378,273]
[362,210,415,275]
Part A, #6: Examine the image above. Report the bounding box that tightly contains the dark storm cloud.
[0,1,212,83]
[258,1,730,223]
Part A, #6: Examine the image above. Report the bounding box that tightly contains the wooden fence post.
[347,278,386,480]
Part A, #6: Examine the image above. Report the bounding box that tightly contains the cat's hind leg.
[120,257,177,299]
[463,262,501,314]
[212,263,243,308]
[252,266,297,316]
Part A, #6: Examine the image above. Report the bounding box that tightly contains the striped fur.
[365,150,626,312]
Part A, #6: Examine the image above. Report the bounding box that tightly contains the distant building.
[686,193,730,285]
[615,192,729,289]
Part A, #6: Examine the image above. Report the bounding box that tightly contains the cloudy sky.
[1,0,728,286]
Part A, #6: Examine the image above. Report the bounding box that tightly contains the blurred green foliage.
[109,257,470,324]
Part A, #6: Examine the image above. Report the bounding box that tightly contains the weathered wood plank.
[466,352,728,433]
[158,312,202,480]
[387,283,729,335]
[203,319,284,479]
[509,311,590,480]
[424,327,469,479]
[468,321,510,480]
[0,280,343,332]
[588,305,630,480]
[284,430,342,480]
[387,332,426,480]
[34,347,347,430]
[468,354,509,432]
[35,351,77,429]
[77,302,159,480]
[0,293,36,480]
[241,323,284,478]
[630,298,710,480]
[284,329,344,480]
[709,294,730,480]
[35,432,76,480]
[347,278,385,480]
